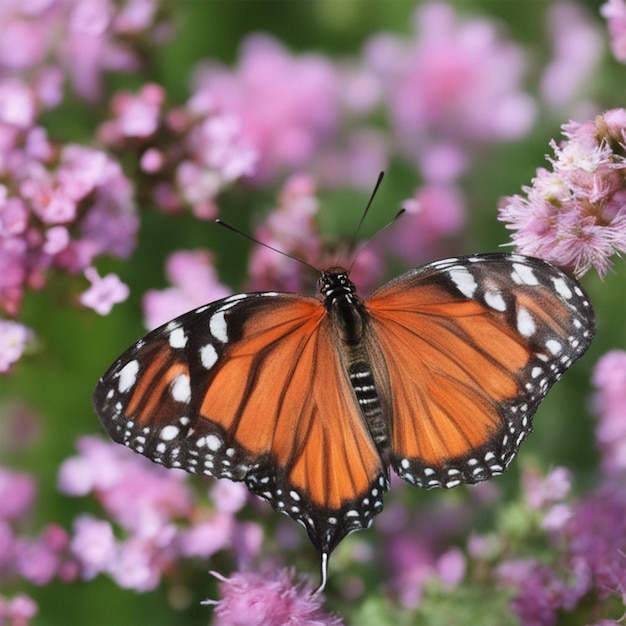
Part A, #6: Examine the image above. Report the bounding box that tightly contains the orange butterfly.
[93,253,595,590]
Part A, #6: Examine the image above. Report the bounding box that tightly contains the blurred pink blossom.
[192,34,341,182]
[592,350,626,474]
[381,183,465,264]
[79,267,129,316]
[248,173,322,293]
[143,249,230,330]
[540,3,603,108]
[601,0,626,63]
[0,321,33,373]
[364,3,536,180]
[0,593,37,626]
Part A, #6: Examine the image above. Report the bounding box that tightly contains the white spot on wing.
[210,311,228,342]
[200,343,218,369]
[171,374,191,403]
[449,267,478,298]
[206,434,222,451]
[160,425,179,441]
[512,263,539,285]
[118,360,139,392]
[517,307,536,337]
[546,339,562,355]
[552,277,572,300]
[169,327,187,349]
[484,290,506,311]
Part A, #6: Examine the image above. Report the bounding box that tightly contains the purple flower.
[501,559,588,626]
[0,468,35,521]
[79,267,129,316]
[540,3,603,107]
[70,515,116,579]
[192,34,341,182]
[592,350,626,474]
[602,0,626,63]
[0,321,33,373]
[108,83,165,139]
[499,109,626,277]
[522,466,572,511]
[247,174,323,292]
[566,488,626,604]
[142,250,230,330]
[381,183,465,265]
[0,593,37,626]
[364,3,536,179]
[205,568,342,626]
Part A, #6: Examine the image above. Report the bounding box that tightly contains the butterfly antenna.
[337,171,385,268]
[348,207,406,273]
[215,219,319,273]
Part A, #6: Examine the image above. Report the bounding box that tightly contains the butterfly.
[93,252,595,590]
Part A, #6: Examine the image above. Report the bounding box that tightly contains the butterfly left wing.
[364,253,595,489]
[93,292,387,559]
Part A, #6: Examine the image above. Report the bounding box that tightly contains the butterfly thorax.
[319,268,367,346]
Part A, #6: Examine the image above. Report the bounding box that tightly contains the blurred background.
[1,1,625,624]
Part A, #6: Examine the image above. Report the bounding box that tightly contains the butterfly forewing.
[365,253,595,489]
[94,291,387,556]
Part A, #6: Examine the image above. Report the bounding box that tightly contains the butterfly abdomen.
[320,268,390,451]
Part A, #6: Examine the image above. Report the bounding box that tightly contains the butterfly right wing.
[93,292,387,557]
[364,254,595,489]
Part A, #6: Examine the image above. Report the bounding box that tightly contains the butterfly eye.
[94,252,594,590]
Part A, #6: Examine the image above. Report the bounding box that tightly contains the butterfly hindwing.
[365,253,595,489]
[94,291,387,556]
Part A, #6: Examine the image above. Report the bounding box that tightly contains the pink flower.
[0,320,33,373]
[0,594,38,626]
[522,466,572,510]
[601,0,626,63]
[499,109,626,277]
[247,174,322,293]
[0,468,35,521]
[0,78,37,128]
[364,3,536,179]
[540,3,603,107]
[106,83,166,140]
[381,183,465,265]
[206,569,342,626]
[142,250,230,330]
[70,515,116,580]
[178,515,233,559]
[79,267,129,315]
[592,350,626,474]
[192,34,341,182]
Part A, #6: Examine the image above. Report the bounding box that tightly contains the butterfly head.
[318,267,358,304]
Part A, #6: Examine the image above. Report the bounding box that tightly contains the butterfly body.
[94,253,595,587]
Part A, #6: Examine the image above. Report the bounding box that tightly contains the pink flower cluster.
[0,120,136,315]
[57,436,262,591]
[99,82,258,220]
[0,0,169,102]
[365,3,536,182]
[143,250,230,330]
[0,467,77,617]
[192,34,341,183]
[592,349,626,475]
[602,0,626,63]
[499,108,626,277]
[206,569,342,626]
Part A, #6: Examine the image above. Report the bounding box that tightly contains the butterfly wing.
[93,292,387,556]
[364,253,595,488]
